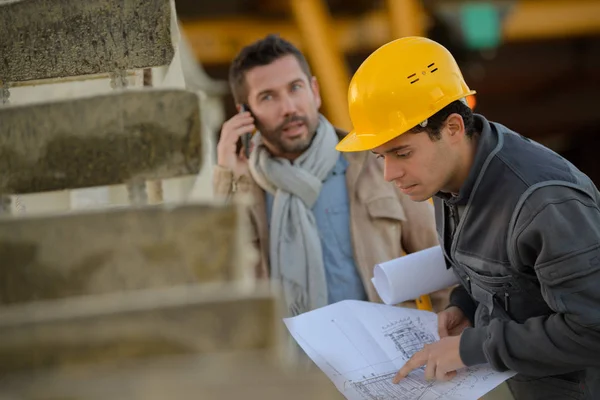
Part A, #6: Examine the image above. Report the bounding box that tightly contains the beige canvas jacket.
[213,129,446,308]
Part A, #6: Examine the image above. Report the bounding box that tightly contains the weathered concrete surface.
[0,283,281,373]
[0,89,202,194]
[0,0,174,82]
[0,351,342,400]
[0,203,245,304]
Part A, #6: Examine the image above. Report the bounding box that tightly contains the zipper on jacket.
[443,202,460,257]
[446,203,461,251]
[449,204,460,229]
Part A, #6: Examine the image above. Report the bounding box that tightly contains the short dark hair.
[408,100,477,140]
[228,34,313,104]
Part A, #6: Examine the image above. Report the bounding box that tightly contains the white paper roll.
[371,245,459,305]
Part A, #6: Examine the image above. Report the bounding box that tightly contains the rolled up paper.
[371,245,459,305]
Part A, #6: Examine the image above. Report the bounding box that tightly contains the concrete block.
[0,0,174,83]
[0,283,281,374]
[0,89,202,194]
[0,203,246,305]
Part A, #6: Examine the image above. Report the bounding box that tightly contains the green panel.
[460,2,502,50]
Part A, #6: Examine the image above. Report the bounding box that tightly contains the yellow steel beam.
[290,0,352,131]
[503,0,600,41]
[182,18,297,66]
[181,1,600,66]
[181,10,389,65]
[386,0,426,39]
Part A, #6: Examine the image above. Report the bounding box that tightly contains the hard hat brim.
[336,128,405,153]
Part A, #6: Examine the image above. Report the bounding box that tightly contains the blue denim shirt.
[265,153,368,304]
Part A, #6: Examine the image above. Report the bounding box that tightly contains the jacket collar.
[334,128,368,188]
[437,114,499,206]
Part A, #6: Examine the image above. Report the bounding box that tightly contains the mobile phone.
[239,104,253,159]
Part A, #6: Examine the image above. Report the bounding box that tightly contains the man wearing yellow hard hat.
[337,36,600,399]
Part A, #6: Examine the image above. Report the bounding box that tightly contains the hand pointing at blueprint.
[392,334,464,383]
[284,300,515,400]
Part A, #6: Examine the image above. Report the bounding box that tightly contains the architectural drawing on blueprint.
[348,317,438,400]
[347,316,488,400]
[350,370,430,400]
[349,366,485,400]
[382,317,436,360]
[284,300,516,400]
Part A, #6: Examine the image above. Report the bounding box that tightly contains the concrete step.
[0,202,252,305]
[0,282,280,374]
[0,88,202,195]
[0,0,174,83]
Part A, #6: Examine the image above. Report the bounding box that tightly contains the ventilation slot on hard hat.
[428,63,438,73]
[407,73,419,84]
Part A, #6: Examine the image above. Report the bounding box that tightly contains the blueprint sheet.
[284,300,515,400]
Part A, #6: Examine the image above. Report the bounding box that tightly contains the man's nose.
[280,94,297,116]
[383,158,405,182]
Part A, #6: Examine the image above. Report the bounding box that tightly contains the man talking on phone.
[213,34,446,317]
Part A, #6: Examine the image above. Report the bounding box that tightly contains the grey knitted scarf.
[249,114,339,316]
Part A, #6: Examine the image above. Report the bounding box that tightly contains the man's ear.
[311,76,322,109]
[445,113,466,141]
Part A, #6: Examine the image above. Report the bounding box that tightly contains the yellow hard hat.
[337,36,476,152]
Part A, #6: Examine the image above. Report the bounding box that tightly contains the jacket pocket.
[460,263,552,323]
[366,197,406,221]
[536,244,600,286]
[360,196,406,263]
[535,245,600,327]
[556,278,600,328]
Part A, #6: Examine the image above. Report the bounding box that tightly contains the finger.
[228,113,254,128]
[440,370,458,382]
[392,351,427,384]
[225,120,255,136]
[221,124,256,145]
[448,320,471,336]
[238,149,249,163]
[222,114,254,132]
[438,325,449,338]
[230,119,255,133]
[448,326,465,336]
[424,359,436,381]
[435,362,447,381]
[232,111,253,119]
[435,358,460,382]
[438,314,449,338]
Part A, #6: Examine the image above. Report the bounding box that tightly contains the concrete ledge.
[0,203,243,304]
[0,283,280,373]
[0,0,174,82]
[0,350,341,400]
[0,89,202,194]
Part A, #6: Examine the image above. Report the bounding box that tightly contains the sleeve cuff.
[448,285,478,325]
[212,165,234,198]
[459,327,489,366]
[212,166,255,200]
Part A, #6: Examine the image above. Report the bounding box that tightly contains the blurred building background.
[176,0,600,185]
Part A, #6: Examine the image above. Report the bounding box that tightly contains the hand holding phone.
[239,104,253,159]
[216,103,255,176]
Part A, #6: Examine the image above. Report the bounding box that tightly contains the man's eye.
[396,151,411,159]
[375,154,384,160]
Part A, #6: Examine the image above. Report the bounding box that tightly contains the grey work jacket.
[436,114,600,397]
